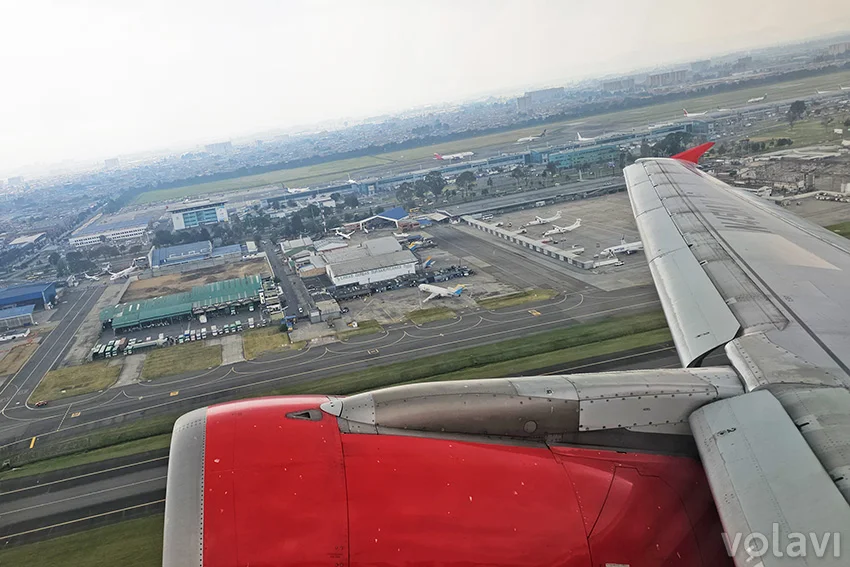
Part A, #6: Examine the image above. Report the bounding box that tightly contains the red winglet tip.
[671,142,715,164]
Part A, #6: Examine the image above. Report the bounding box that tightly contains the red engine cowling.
[163,396,732,567]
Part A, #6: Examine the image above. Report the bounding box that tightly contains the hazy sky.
[2,0,849,173]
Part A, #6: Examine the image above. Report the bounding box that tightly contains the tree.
[545,162,559,176]
[844,118,850,129]
[99,235,107,244]
[290,213,304,235]
[47,252,60,266]
[413,180,430,200]
[330,192,342,203]
[375,206,385,214]
[486,177,493,188]
[640,140,652,158]
[455,171,476,199]
[424,171,447,195]
[788,100,806,128]
[343,194,359,209]
[653,132,692,156]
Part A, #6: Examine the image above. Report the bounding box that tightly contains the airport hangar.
[0,282,57,310]
[323,237,419,287]
[147,240,244,274]
[100,275,263,332]
[0,305,35,331]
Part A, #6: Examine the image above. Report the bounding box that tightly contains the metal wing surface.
[625,157,850,383]
[625,157,850,567]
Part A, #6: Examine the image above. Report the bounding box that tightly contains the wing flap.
[628,163,740,366]
[690,390,850,567]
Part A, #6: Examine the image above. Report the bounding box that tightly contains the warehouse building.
[148,240,243,273]
[100,275,263,331]
[324,237,418,286]
[171,200,229,230]
[0,282,57,310]
[69,218,150,248]
[0,305,35,330]
[9,233,47,248]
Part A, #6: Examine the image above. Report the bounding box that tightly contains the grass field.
[749,118,845,148]
[408,328,672,384]
[0,342,38,376]
[141,342,222,380]
[337,319,383,340]
[29,361,121,402]
[0,514,164,567]
[407,307,456,325]
[131,70,850,205]
[122,259,269,302]
[827,221,850,238]
[477,289,557,310]
[0,434,171,481]
[275,311,668,396]
[242,327,291,359]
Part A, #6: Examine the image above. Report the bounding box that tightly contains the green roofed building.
[101,275,263,330]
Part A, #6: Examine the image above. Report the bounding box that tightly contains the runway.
[1,339,727,547]
[0,286,106,416]
[0,284,661,457]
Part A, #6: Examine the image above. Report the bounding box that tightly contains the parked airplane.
[600,236,644,257]
[167,140,850,567]
[108,262,138,281]
[418,283,465,302]
[523,210,562,227]
[576,131,595,142]
[346,173,360,184]
[393,232,409,239]
[82,273,100,282]
[816,89,835,95]
[841,85,850,91]
[434,151,474,161]
[542,219,581,236]
[516,129,546,143]
[421,256,435,268]
[332,227,354,240]
[683,108,707,117]
[746,93,767,103]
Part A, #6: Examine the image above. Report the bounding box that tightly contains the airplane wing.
[625,155,850,566]
[424,292,439,302]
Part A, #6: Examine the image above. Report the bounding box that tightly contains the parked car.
[34,400,48,407]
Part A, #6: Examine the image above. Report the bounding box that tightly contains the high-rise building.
[104,157,120,169]
[828,42,850,56]
[602,78,635,92]
[204,141,233,154]
[170,201,229,230]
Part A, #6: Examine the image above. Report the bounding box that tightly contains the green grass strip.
[0,515,164,567]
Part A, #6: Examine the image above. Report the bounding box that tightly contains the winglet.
[672,142,715,164]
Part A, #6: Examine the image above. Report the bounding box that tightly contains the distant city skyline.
[2,0,850,174]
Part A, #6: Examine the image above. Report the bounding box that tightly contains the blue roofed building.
[148,241,245,274]
[0,282,57,310]
[358,207,410,229]
[0,304,35,330]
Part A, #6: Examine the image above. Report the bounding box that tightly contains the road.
[260,240,311,314]
[0,341,731,547]
[0,283,661,457]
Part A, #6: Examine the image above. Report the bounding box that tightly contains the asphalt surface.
[0,342,732,547]
[0,286,106,414]
[0,282,661,454]
[428,224,595,294]
[441,178,624,216]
